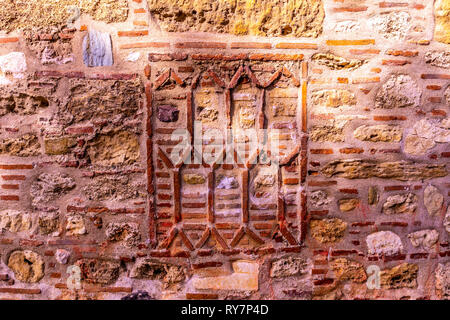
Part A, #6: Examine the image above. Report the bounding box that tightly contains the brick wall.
[0,0,448,300]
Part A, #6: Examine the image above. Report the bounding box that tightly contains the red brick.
[120,42,169,49]
[382,59,411,66]
[175,42,226,49]
[118,30,149,37]
[275,43,318,49]
[231,42,271,49]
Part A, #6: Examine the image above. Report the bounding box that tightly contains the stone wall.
[0,0,448,300]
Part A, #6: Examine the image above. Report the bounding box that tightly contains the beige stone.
[436,263,450,299]
[380,263,418,289]
[311,53,364,70]
[408,229,439,250]
[366,231,403,256]
[435,0,450,44]
[0,134,41,157]
[88,131,140,167]
[339,198,360,212]
[375,74,421,109]
[0,210,31,233]
[193,260,259,291]
[354,125,402,142]
[330,258,367,283]
[424,185,444,216]
[270,257,308,278]
[312,89,356,108]
[66,215,86,236]
[382,193,418,215]
[130,258,186,287]
[147,0,325,37]
[7,250,45,283]
[321,160,447,181]
[445,206,450,234]
[44,137,76,155]
[183,174,206,185]
[368,186,379,205]
[404,135,436,155]
[310,218,347,243]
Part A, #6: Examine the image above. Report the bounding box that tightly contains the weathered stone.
[106,223,140,248]
[321,159,447,181]
[310,123,344,142]
[375,74,421,109]
[330,258,367,283]
[339,198,360,212]
[82,29,113,67]
[435,0,450,44]
[408,229,439,250]
[270,257,307,278]
[239,107,256,128]
[83,175,145,201]
[272,102,296,117]
[44,136,76,155]
[380,263,418,289]
[75,259,121,284]
[183,174,206,185]
[88,131,140,167]
[0,134,41,157]
[354,125,402,142]
[157,105,179,122]
[0,0,128,32]
[366,231,403,256]
[147,0,325,37]
[0,88,50,116]
[7,250,45,283]
[121,291,154,300]
[334,20,360,33]
[311,53,365,70]
[368,186,379,205]
[311,89,356,108]
[0,52,27,78]
[310,218,347,243]
[130,258,185,286]
[30,173,76,207]
[445,86,450,105]
[55,249,70,265]
[404,135,436,155]
[254,173,276,188]
[38,212,59,235]
[192,260,258,291]
[425,51,450,69]
[445,206,450,234]
[64,78,142,124]
[66,215,86,236]
[198,107,219,122]
[382,193,418,215]
[216,175,239,189]
[0,210,31,233]
[407,119,450,151]
[310,190,330,207]
[369,11,411,39]
[436,263,450,300]
[424,185,444,216]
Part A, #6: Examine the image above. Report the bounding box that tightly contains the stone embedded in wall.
[147,0,325,37]
[270,257,308,278]
[311,89,356,108]
[121,291,154,300]
[55,249,70,265]
[353,125,402,142]
[105,222,141,248]
[435,0,450,44]
[0,0,129,32]
[66,215,86,236]
[368,186,379,205]
[424,185,444,216]
[216,175,239,189]
[24,28,74,65]
[0,210,31,233]
[408,229,439,250]
[382,193,418,215]
[183,174,206,185]
[83,176,145,201]
[82,29,113,67]
[330,258,367,283]
[0,134,41,157]
[404,119,450,155]
[311,53,365,70]
[7,250,45,283]
[310,218,347,243]
[380,263,418,289]
[436,263,450,300]
[157,105,179,122]
[30,173,76,207]
[88,131,140,167]
[310,190,330,207]
[310,122,345,142]
[338,198,360,212]
[425,51,450,69]
[369,11,411,40]
[254,173,276,189]
[404,135,437,155]
[375,74,421,109]
[64,78,142,125]
[0,88,50,116]
[445,206,450,234]
[334,20,361,33]
[321,159,447,181]
[130,259,186,287]
[38,212,59,235]
[0,52,27,79]
[44,136,76,155]
[366,231,404,256]
[75,259,121,284]
[445,87,450,105]
[192,260,258,291]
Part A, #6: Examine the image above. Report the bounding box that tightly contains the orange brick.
[333,6,368,12]
[349,49,380,55]
[133,20,148,26]
[352,77,380,84]
[275,43,318,49]
[327,39,375,46]
[120,42,170,49]
[386,50,418,57]
[118,30,149,37]
[382,59,411,66]
[134,8,146,13]
[311,149,333,154]
[340,148,364,154]
[426,85,442,90]
[0,37,19,44]
[231,42,271,49]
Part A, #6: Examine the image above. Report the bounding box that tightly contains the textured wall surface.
[0,0,448,300]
